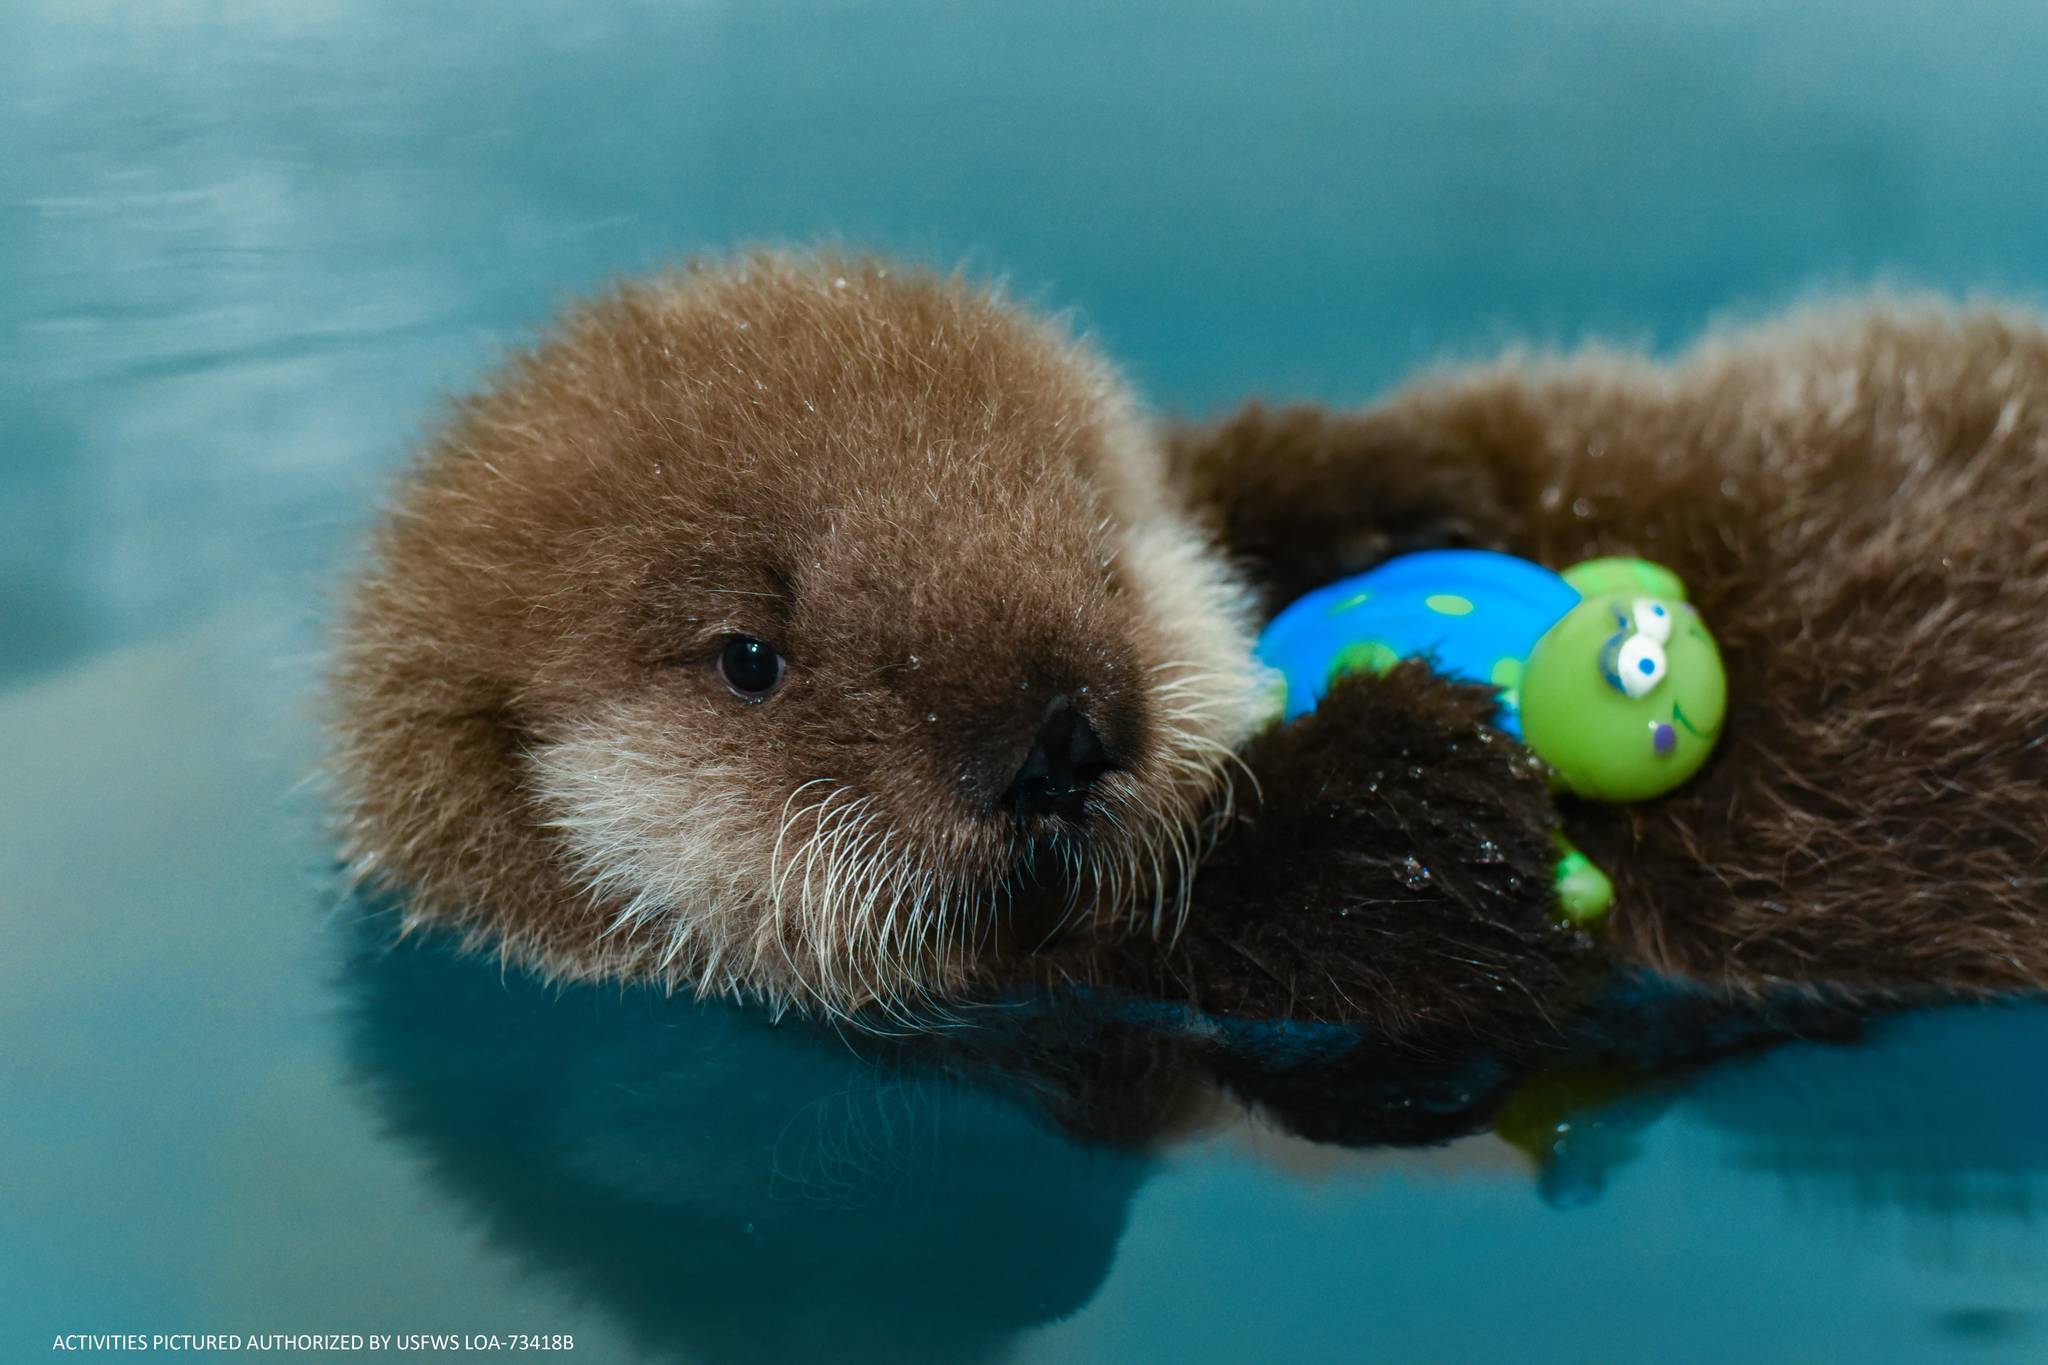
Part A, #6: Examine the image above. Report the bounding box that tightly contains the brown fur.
[1034,663,1600,1045]
[1178,302,2048,1002]
[333,251,2048,1036]
[329,252,1264,1020]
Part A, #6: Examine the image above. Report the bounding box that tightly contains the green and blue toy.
[1255,550,1728,921]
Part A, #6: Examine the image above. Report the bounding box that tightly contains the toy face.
[1519,592,1726,802]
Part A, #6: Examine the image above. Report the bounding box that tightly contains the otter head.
[330,254,1263,1020]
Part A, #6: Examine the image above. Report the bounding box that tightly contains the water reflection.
[344,897,2039,1361]
[340,902,1596,1362]
[1492,999,2048,1234]
[341,911,1153,1364]
[1689,1004,2048,1226]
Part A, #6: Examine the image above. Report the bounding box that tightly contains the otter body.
[331,254,2048,1037]
[1182,304,2048,1011]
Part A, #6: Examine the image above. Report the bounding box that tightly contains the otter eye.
[1632,597,1674,643]
[717,637,785,702]
[1609,634,1667,699]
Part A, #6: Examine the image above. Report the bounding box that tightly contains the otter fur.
[330,254,1267,1021]
[330,251,2048,1039]
[1178,306,2048,1009]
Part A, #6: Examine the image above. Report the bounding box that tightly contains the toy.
[1255,550,1727,921]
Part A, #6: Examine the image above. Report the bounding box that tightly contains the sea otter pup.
[330,253,1272,1021]
[331,251,2048,1036]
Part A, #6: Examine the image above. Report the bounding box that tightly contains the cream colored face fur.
[330,255,1264,1021]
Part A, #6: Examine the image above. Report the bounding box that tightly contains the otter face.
[330,255,1262,1019]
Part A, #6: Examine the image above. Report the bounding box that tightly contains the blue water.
[7,2,2048,1360]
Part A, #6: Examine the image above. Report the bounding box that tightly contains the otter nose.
[1005,694,1115,822]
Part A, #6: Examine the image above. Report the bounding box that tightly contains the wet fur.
[329,253,1264,1021]
[332,252,2048,1037]
[1031,663,1599,1046]
[1178,302,2048,1008]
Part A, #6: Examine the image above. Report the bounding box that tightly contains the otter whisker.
[789,786,866,994]
[846,821,911,992]
[1024,834,1095,953]
[770,778,839,877]
[771,783,852,914]
[809,806,868,1001]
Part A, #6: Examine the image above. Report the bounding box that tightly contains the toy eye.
[1632,597,1673,644]
[717,636,786,702]
[1611,634,1667,698]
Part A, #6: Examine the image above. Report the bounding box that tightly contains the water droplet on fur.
[1719,477,1738,497]
[1476,838,1504,863]
[1540,485,1565,511]
[925,712,939,723]
[1398,855,1432,889]
[1572,497,1594,519]
[833,276,849,289]
[906,655,921,669]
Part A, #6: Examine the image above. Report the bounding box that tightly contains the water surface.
[7,2,2048,1360]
